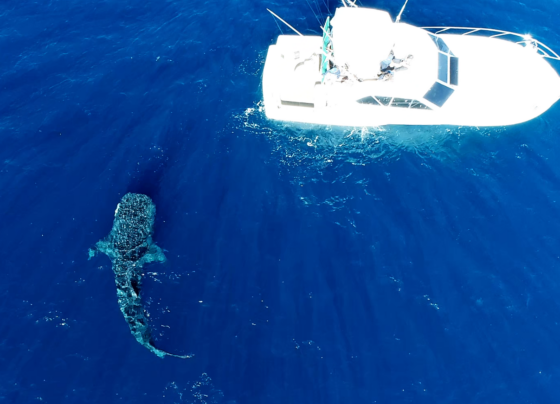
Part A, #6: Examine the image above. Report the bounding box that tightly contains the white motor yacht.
[262,2,560,127]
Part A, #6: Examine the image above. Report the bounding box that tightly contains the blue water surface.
[2,0,560,403]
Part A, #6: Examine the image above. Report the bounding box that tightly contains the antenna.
[267,9,303,36]
[395,0,410,23]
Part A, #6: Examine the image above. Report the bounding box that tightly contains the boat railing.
[422,26,560,60]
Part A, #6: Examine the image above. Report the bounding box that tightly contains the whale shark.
[89,193,191,359]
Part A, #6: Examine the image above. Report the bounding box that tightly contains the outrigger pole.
[267,9,303,36]
[395,0,410,23]
[341,0,358,7]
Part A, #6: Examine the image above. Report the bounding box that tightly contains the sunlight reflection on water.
[234,101,507,170]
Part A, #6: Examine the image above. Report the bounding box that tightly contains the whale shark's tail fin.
[148,343,194,359]
[162,351,195,359]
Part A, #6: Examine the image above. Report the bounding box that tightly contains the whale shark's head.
[111,193,156,261]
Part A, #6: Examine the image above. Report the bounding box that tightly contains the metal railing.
[422,26,560,60]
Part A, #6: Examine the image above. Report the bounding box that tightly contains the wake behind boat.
[262,1,560,127]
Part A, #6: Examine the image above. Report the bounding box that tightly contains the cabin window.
[375,96,393,107]
[356,97,431,110]
[438,52,448,83]
[376,96,393,106]
[391,98,413,108]
[355,96,390,106]
[450,56,459,86]
[357,96,380,105]
[410,101,431,110]
[392,98,431,110]
[424,82,454,107]
[436,53,459,88]
[281,100,314,108]
[429,34,451,54]
[430,33,459,87]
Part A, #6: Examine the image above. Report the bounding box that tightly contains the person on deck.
[379,51,413,80]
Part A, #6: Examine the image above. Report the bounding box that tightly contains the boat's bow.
[440,35,560,125]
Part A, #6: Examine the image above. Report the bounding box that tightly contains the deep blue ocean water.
[2,0,560,402]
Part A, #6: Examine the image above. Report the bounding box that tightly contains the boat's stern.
[262,43,282,120]
[262,35,323,123]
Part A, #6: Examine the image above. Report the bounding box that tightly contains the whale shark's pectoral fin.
[138,242,166,266]
[89,238,119,262]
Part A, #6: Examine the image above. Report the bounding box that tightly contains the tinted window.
[429,34,450,54]
[438,52,448,83]
[450,56,459,86]
[281,101,314,108]
[391,98,413,108]
[410,101,431,110]
[376,96,393,106]
[424,82,454,107]
[357,96,380,105]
